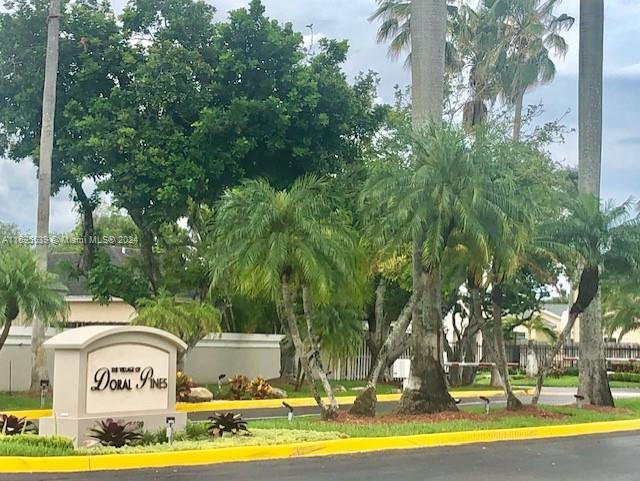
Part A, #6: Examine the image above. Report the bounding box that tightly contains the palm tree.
[500,0,574,140]
[532,196,640,404]
[133,296,221,371]
[576,0,610,407]
[603,273,640,342]
[211,176,361,420]
[364,124,521,413]
[0,246,67,354]
[32,0,61,391]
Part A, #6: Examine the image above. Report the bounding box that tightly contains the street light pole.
[31,0,61,392]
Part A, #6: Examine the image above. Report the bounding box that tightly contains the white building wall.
[0,327,282,392]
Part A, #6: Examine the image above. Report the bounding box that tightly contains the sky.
[1,0,638,234]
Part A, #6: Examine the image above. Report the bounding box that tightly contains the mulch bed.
[330,405,567,425]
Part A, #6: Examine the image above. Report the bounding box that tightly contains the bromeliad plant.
[87,419,144,448]
[207,412,249,437]
[0,414,37,435]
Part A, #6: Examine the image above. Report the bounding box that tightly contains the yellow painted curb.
[178,389,520,413]
[1,417,639,473]
[3,390,517,419]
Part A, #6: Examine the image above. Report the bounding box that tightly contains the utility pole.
[31,0,61,392]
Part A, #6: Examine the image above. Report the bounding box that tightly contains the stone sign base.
[39,411,187,447]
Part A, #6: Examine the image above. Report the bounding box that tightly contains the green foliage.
[0,435,75,457]
[133,296,221,350]
[207,413,249,437]
[0,246,68,352]
[608,372,640,384]
[86,250,152,307]
[212,176,364,306]
[87,419,144,448]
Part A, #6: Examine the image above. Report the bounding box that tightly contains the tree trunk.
[491,286,522,410]
[577,0,612,407]
[279,334,297,381]
[399,267,457,414]
[31,0,61,392]
[350,290,418,416]
[130,210,159,294]
[512,89,525,141]
[0,299,19,353]
[302,286,339,417]
[533,266,600,404]
[461,287,484,385]
[280,275,333,418]
[578,296,613,406]
[72,182,97,274]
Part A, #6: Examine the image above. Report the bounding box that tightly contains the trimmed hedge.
[608,372,640,384]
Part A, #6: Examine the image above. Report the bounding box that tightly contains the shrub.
[563,367,579,376]
[548,366,564,379]
[609,362,640,374]
[250,377,273,399]
[608,372,640,383]
[0,435,74,457]
[87,419,144,448]
[229,375,252,400]
[0,414,37,435]
[207,413,249,437]
[176,371,196,402]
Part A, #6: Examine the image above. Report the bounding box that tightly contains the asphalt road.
[189,387,640,421]
[6,432,640,481]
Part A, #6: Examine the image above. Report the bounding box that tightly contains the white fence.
[0,327,283,392]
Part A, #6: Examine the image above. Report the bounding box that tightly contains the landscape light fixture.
[166,416,176,446]
[40,379,50,409]
[574,394,585,409]
[282,401,294,422]
[218,374,227,391]
[479,396,491,415]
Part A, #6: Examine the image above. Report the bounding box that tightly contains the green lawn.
[0,392,51,411]
[474,373,640,389]
[252,398,640,438]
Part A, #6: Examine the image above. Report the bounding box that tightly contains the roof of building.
[48,246,139,297]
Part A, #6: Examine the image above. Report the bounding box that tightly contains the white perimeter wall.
[0,327,283,392]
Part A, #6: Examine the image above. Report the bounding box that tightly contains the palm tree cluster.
[370,0,573,136]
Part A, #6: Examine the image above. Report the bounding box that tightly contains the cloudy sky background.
[1,0,638,233]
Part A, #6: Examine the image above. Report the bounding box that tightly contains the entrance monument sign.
[39,326,187,446]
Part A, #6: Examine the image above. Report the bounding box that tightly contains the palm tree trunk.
[301,286,339,417]
[513,89,525,141]
[533,265,602,404]
[491,286,522,410]
[1,299,20,353]
[410,0,447,128]
[577,0,612,407]
[399,267,457,414]
[350,290,418,416]
[31,0,61,392]
[279,275,336,419]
